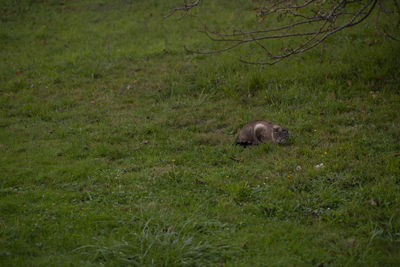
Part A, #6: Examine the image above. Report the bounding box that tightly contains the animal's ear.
[273,125,280,131]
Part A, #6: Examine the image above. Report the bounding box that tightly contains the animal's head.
[272,126,289,144]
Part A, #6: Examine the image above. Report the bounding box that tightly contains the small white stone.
[314,163,325,169]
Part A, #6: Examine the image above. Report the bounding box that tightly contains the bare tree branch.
[166,0,397,64]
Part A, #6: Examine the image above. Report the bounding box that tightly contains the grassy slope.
[1,0,400,266]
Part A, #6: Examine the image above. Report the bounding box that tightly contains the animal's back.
[236,120,274,145]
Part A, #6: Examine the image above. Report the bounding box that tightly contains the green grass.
[1,0,400,265]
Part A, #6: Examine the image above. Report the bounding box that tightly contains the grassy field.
[1,0,400,265]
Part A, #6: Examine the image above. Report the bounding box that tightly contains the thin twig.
[384,27,400,41]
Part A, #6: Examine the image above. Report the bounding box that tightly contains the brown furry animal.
[236,120,289,146]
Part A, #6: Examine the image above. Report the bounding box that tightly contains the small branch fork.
[163,0,200,18]
[166,0,398,65]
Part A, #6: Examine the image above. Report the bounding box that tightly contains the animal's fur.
[236,120,289,146]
